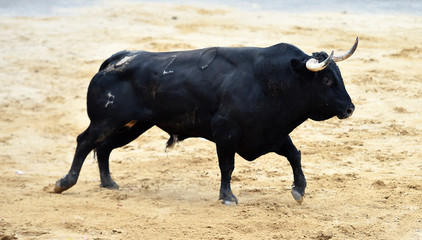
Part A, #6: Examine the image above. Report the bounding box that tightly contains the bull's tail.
[93,148,98,162]
[165,134,179,152]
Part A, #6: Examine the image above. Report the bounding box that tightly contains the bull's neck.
[275,82,311,134]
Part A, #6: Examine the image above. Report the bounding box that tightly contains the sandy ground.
[0,1,421,239]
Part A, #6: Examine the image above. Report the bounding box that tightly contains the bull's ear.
[290,58,303,72]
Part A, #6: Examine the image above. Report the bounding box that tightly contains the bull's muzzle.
[338,104,355,119]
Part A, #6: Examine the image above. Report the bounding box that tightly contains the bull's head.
[292,37,358,121]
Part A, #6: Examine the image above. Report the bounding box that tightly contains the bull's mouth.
[337,107,355,119]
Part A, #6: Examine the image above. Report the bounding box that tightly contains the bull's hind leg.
[54,125,98,193]
[95,121,153,189]
[54,121,121,193]
[277,135,307,203]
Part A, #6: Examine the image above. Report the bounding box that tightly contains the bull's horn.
[306,50,334,72]
[333,37,359,62]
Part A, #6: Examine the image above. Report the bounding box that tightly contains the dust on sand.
[0,2,421,239]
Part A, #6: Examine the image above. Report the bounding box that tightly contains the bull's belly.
[157,122,285,162]
[155,119,214,140]
[152,107,286,161]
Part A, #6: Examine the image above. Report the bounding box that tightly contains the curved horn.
[306,50,334,72]
[333,37,359,62]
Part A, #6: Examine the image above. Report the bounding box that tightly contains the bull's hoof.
[54,177,75,193]
[219,192,238,206]
[222,199,238,206]
[100,178,119,190]
[291,186,305,204]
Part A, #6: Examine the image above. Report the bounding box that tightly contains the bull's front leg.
[212,115,240,206]
[216,144,238,206]
[277,135,307,203]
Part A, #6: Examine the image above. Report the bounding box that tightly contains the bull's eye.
[323,77,333,87]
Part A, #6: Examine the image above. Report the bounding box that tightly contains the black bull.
[54,38,358,205]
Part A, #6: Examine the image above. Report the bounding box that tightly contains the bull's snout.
[338,104,355,119]
[346,105,355,116]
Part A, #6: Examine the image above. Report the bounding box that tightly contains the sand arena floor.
[0,2,421,239]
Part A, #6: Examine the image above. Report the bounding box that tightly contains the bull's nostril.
[346,108,354,115]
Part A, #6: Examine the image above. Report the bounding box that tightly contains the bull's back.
[137,49,253,104]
